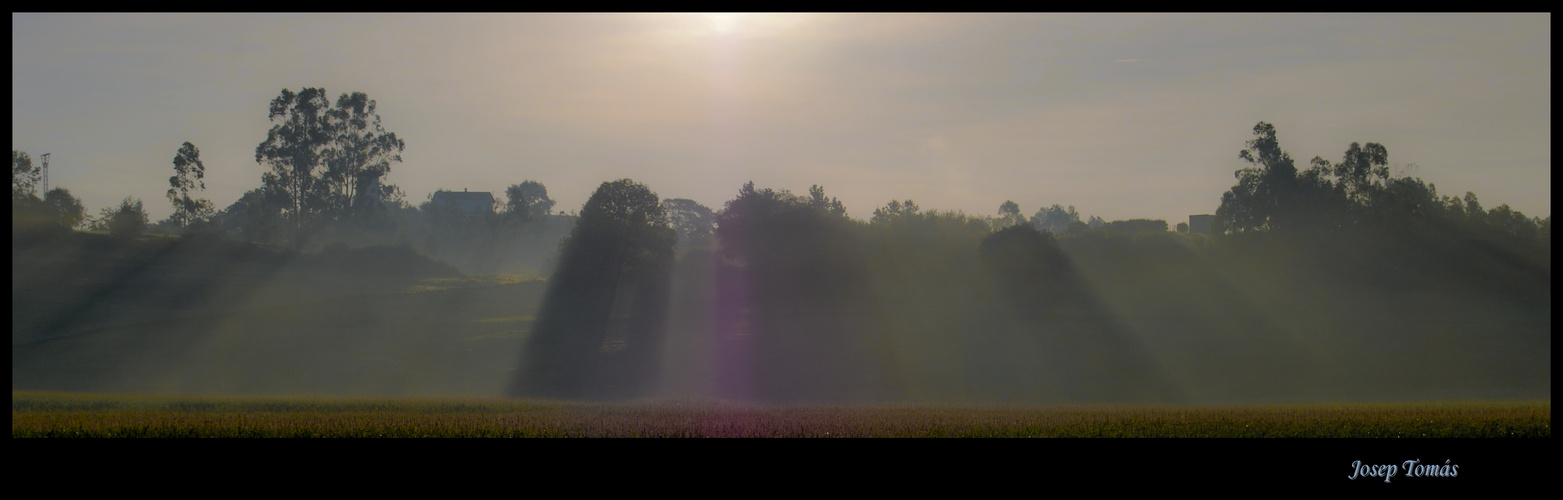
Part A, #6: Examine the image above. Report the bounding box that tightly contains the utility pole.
[40,153,50,193]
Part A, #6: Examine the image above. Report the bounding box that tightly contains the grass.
[11,392,1549,438]
[402,275,544,294]
[470,315,536,324]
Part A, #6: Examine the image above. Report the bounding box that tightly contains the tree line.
[1216,122,1548,252]
[502,122,1548,402]
[12,85,1197,274]
[12,88,582,275]
[13,92,1550,403]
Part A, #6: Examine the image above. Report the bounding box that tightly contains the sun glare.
[707,13,739,34]
[657,13,812,41]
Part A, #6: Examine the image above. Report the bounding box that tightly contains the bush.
[105,197,149,240]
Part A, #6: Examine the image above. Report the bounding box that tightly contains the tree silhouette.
[1030,204,1080,234]
[167,142,215,230]
[42,188,85,230]
[513,179,675,400]
[255,88,329,235]
[210,187,289,244]
[93,197,148,240]
[996,200,1025,228]
[12,150,39,202]
[872,199,921,224]
[808,184,848,218]
[715,181,889,402]
[1217,122,1299,234]
[1211,122,1532,240]
[1334,142,1390,205]
[255,88,404,242]
[661,198,715,250]
[504,181,555,222]
[325,92,405,223]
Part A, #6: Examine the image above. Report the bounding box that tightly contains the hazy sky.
[11,13,1551,223]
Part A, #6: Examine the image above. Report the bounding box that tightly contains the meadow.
[11,392,1550,438]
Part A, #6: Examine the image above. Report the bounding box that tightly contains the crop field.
[11,392,1550,438]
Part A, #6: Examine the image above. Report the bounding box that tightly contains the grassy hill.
[13,230,546,396]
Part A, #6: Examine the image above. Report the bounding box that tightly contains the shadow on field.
[13,230,547,396]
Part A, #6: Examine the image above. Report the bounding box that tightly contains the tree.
[1216,122,1299,234]
[167,142,215,229]
[1486,204,1538,241]
[871,199,921,224]
[324,92,406,220]
[1284,154,1350,234]
[12,150,51,229]
[1539,216,1551,248]
[13,150,40,202]
[514,179,676,400]
[1215,123,1418,236]
[1030,204,1080,234]
[504,180,556,221]
[996,200,1025,228]
[93,197,148,240]
[1375,173,1438,222]
[714,181,888,402]
[808,184,847,218]
[42,188,85,229]
[661,198,715,249]
[1334,141,1390,205]
[1176,222,1189,233]
[255,88,330,234]
[255,88,404,240]
[210,186,289,244]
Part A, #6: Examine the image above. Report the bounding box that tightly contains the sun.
[651,13,812,44]
[706,13,740,34]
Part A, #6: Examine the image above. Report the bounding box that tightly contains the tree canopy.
[1217,122,1296,234]
[254,88,405,241]
[504,180,555,221]
[714,181,889,402]
[42,188,85,230]
[808,184,848,218]
[167,142,215,229]
[661,197,715,249]
[1030,204,1080,234]
[87,196,148,240]
[872,199,921,224]
[13,150,39,202]
[513,179,675,400]
[996,200,1025,228]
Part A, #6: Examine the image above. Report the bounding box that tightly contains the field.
[11,392,1550,438]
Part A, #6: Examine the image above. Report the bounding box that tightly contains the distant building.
[431,189,495,215]
[1189,214,1215,235]
[1101,219,1168,234]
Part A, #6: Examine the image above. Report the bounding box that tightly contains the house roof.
[431,190,495,213]
[432,191,494,202]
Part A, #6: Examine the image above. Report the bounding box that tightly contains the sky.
[11,13,1552,224]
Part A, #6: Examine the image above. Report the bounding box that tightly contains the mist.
[12,176,1550,404]
[11,13,1549,405]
